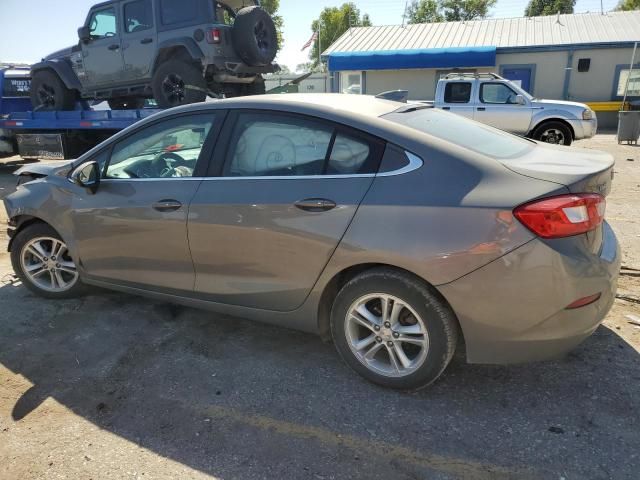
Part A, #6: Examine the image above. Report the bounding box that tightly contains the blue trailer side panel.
[0,109,161,131]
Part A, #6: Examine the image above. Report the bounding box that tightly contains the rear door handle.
[294,198,337,212]
[140,38,153,44]
[153,199,182,212]
[477,107,486,111]
[108,44,120,51]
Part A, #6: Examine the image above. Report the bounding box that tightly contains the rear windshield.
[382,107,533,159]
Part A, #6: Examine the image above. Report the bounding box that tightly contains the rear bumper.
[438,221,620,364]
[569,117,598,139]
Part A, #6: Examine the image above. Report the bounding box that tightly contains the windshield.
[382,107,533,160]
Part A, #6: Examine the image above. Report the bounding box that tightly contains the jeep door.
[187,110,384,311]
[121,0,157,81]
[69,112,220,292]
[82,5,125,88]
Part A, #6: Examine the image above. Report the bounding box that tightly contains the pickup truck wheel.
[108,97,146,110]
[532,121,573,146]
[232,6,278,67]
[30,70,76,111]
[152,60,207,108]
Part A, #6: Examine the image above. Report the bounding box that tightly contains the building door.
[502,66,532,93]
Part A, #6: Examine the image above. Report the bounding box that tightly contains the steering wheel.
[150,152,188,178]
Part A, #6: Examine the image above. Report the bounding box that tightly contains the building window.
[577,58,590,73]
[615,67,640,98]
[341,71,361,94]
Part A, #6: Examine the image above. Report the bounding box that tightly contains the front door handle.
[153,199,182,212]
[140,38,153,44]
[108,44,120,51]
[294,198,337,212]
[477,107,486,111]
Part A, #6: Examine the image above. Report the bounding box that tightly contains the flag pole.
[317,23,321,71]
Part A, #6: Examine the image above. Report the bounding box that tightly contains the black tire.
[331,268,458,391]
[108,97,146,110]
[151,60,207,109]
[10,223,86,299]
[532,121,573,146]
[232,6,278,67]
[30,69,76,111]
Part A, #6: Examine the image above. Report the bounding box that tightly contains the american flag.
[301,31,318,51]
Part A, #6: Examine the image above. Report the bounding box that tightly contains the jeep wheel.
[152,60,207,109]
[232,6,278,67]
[30,70,76,111]
[108,97,146,110]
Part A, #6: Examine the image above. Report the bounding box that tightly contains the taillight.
[513,193,605,239]
[206,28,221,44]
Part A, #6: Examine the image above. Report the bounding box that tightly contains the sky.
[0,0,621,72]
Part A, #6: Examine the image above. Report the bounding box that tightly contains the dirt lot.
[0,134,639,480]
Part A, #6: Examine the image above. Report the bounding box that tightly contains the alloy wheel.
[344,293,430,378]
[540,128,565,144]
[162,73,186,105]
[37,84,56,108]
[20,237,78,292]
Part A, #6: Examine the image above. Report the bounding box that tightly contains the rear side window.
[382,108,532,160]
[160,0,198,24]
[124,0,153,33]
[444,82,471,103]
[223,113,382,177]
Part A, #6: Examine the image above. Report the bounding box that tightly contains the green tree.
[405,0,443,23]
[404,0,496,23]
[524,0,575,16]
[260,0,284,50]
[615,0,640,10]
[309,3,372,68]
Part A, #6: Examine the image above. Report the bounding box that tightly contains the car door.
[82,5,125,88]
[121,0,157,82]
[473,82,532,134]
[69,111,220,292]
[440,80,476,119]
[187,110,385,311]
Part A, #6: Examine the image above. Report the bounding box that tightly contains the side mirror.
[78,26,91,43]
[515,94,526,105]
[71,161,100,194]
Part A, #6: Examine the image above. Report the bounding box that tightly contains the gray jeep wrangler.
[30,0,278,110]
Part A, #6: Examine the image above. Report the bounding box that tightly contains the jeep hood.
[43,45,78,61]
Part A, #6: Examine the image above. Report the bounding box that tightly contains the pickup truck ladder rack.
[443,72,504,80]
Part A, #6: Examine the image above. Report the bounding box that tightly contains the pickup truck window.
[382,108,532,160]
[124,0,153,33]
[444,83,471,103]
[480,83,518,104]
[89,8,117,38]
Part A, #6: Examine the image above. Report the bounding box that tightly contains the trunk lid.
[499,142,614,197]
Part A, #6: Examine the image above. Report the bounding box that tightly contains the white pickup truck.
[420,73,597,146]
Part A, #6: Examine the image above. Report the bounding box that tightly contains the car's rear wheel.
[152,60,207,108]
[532,121,573,146]
[30,70,76,111]
[11,223,85,299]
[331,268,458,391]
[108,97,146,110]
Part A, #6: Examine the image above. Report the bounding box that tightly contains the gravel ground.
[0,134,639,480]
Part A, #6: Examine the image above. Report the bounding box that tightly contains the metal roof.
[323,11,640,55]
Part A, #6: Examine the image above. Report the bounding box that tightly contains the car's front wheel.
[331,268,458,390]
[11,223,85,299]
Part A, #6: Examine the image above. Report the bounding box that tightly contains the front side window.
[443,82,471,103]
[224,113,379,177]
[89,8,117,38]
[160,0,198,24]
[480,83,518,104]
[124,0,153,33]
[105,114,215,179]
[616,68,640,97]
